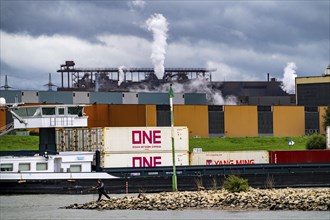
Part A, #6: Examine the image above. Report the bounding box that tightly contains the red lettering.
[153,130,161,144]
[235,160,255,164]
[132,157,142,167]
[142,131,152,144]
[132,130,162,145]
[132,156,162,167]
[132,131,140,144]
[154,156,162,166]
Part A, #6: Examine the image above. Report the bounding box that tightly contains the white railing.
[50,117,74,127]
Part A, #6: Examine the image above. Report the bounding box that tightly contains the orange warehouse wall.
[319,106,327,134]
[0,107,6,131]
[146,105,157,126]
[224,106,258,137]
[174,105,208,137]
[109,105,146,127]
[85,104,110,128]
[273,106,305,136]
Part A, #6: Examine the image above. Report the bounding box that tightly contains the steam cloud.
[118,66,126,86]
[128,0,146,10]
[281,62,297,94]
[130,78,237,105]
[146,13,169,80]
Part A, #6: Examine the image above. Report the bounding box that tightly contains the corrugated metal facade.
[0,106,6,131]
[89,92,122,104]
[184,93,207,105]
[224,106,258,137]
[138,93,169,105]
[273,106,305,136]
[39,91,73,104]
[108,105,147,127]
[0,90,22,103]
[174,105,208,137]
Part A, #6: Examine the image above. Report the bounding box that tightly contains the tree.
[322,106,330,132]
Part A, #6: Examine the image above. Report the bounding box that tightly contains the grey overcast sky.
[0,0,329,90]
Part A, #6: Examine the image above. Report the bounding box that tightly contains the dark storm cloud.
[0,0,329,90]
[0,0,147,41]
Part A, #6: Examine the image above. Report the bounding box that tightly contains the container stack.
[101,127,190,168]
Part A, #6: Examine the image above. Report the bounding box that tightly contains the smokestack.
[267,73,270,82]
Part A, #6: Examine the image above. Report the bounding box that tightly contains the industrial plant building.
[1,62,329,138]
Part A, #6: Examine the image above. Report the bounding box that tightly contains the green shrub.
[223,175,249,193]
[306,134,326,150]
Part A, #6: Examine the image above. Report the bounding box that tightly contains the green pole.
[169,84,177,191]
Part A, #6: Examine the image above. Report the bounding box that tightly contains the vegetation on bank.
[189,136,308,151]
[0,135,39,151]
[0,135,313,151]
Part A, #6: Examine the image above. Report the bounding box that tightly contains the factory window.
[70,164,82,172]
[36,92,39,96]
[36,162,48,171]
[73,93,75,97]
[22,92,24,96]
[0,163,13,172]
[19,163,31,171]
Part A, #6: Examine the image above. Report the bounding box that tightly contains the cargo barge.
[1,102,330,194]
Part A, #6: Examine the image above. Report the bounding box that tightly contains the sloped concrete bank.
[63,188,330,211]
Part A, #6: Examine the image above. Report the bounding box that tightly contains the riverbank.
[63,188,330,211]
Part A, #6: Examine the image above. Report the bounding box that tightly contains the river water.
[0,194,329,220]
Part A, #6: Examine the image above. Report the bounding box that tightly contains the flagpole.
[169,84,177,191]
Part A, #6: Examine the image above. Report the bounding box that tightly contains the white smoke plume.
[146,13,169,80]
[128,0,146,10]
[130,77,237,105]
[118,65,126,86]
[281,62,297,94]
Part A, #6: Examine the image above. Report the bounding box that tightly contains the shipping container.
[190,151,269,165]
[103,127,189,152]
[101,151,189,168]
[269,150,330,164]
[56,128,103,152]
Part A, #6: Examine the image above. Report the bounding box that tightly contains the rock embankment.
[64,188,330,211]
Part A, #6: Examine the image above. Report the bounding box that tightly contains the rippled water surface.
[1,194,329,220]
